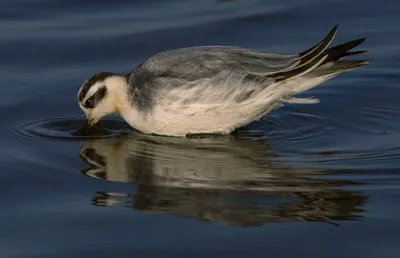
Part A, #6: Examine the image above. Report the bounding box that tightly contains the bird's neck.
[104,75,130,115]
[106,74,153,133]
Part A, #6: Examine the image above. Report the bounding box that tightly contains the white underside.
[120,74,334,137]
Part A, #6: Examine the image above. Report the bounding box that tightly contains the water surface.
[2,0,400,257]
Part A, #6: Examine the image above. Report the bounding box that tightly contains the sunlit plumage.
[77,25,368,137]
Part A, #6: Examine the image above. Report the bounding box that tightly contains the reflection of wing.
[80,132,367,226]
[92,188,365,227]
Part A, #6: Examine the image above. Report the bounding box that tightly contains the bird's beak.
[88,119,96,127]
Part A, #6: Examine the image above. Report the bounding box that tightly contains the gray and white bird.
[77,25,368,137]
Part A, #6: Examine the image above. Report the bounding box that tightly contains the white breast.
[147,87,284,136]
[120,73,328,136]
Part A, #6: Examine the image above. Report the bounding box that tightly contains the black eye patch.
[78,72,116,102]
[84,98,94,108]
[83,86,108,109]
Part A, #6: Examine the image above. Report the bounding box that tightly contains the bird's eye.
[84,98,94,108]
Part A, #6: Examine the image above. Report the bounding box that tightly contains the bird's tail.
[298,39,368,89]
[307,37,369,77]
[321,38,367,65]
[262,25,368,86]
[272,26,368,105]
[310,59,368,78]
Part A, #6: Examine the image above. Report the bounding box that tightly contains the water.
[2,0,400,257]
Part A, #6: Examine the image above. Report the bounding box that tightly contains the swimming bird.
[77,25,368,137]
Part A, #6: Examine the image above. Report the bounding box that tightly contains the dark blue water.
[2,0,400,257]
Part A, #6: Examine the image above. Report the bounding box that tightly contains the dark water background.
[2,0,400,257]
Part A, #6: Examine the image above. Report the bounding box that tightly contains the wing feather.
[127,25,340,112]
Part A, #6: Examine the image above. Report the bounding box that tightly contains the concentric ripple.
[261,111,338,144]
[13,117,133,140]
[247,92,400,169]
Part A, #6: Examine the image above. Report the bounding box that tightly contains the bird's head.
[77,72,128,127]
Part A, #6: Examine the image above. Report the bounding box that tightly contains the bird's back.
[121,26,367,136]
[136,46,298,79]
[126,46,299,114]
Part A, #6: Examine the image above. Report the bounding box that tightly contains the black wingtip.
[299,25,338,57]
[351,38,366,46]
[327,25,339,43]
[326,25,339,40]
[346,50,368,56]
[322,37,368,64]
[328,24,339,38]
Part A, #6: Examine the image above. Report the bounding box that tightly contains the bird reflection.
[79,132,366,227]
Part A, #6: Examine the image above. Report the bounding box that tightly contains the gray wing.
[135,46,297,80]
[128,26,338,112]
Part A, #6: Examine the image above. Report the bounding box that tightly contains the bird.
[77,25,368,137]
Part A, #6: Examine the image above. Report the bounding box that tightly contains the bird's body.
[77,25,368,137]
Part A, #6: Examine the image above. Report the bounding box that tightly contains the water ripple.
[13,117,132,141]
[77,132,367,226]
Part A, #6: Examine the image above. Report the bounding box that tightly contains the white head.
[77,72,129,127]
